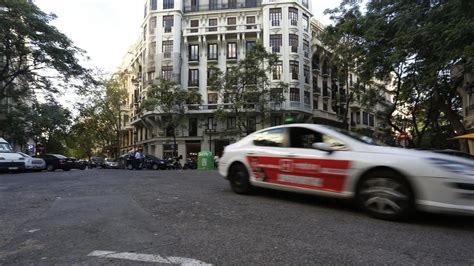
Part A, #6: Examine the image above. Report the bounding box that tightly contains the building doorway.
[214,140,230,157]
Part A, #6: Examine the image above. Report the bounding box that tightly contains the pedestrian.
[134,150,142,170]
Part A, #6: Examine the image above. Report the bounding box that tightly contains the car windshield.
[321,125,378,145]
[18,152,32,158]
[0,143,13,153]
[147,155,160,160]
[52,154,68,159]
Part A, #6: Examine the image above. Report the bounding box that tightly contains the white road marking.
[28,229,40,233]
[88,250,211,265]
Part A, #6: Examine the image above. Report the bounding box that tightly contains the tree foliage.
[207,43,288,135]
[0,0,93,98]
[325,0,474,150]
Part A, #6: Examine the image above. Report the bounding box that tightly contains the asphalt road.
[0,169,473,265]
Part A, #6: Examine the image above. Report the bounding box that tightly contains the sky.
[35,0,340,74]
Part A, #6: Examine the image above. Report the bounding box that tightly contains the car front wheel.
[46,164,55,172]
[229,164,253,195]
[152,163,159,170]
[356,170,414,221]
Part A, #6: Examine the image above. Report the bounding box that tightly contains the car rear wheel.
[356,170,414,221]
[152,163,159,170]
[46,164,55,172]
[229,164,253,194]
[127,164,133,170]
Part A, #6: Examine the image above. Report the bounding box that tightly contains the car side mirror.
[312,142,334,154]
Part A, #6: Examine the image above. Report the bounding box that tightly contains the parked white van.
[0,138,25,172]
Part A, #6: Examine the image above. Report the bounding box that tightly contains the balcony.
[184,23,261,37]
[184,0,261,13]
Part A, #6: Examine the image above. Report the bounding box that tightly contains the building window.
[149,16,157,34]
[143,25,147,40]
[289,34,298,53]
[290,60,299,80]
[162,66,173,80]
[189,69,199,86]
[163,0,174,9]
[227,17,236,30]
[210,0,218,10]
[356,112,361,124]
[189,118,197,136]
[208,44,218,60]
[313,97,319,109]
[208,18,217,32]
[163,15,174,33]
[270,34,282,53]
[247,117,256,133]
[271,115,282,127]
[290,88,300,102]
[191,0,199,11]
[190,19,199,33]
[207,92,217,109]
[362,111,369,125]
[227,42,237,59]
[304,65,310,84]
[246,16,256,29]
[323,100,328,111]
[303,40,309,58]
[227,117,236,129]
[273,61,282,80]
[150,0,157,10]
[246,0,257,8]
[246,41,256,52]
[304,91,310,105]
[189,44,199,61]
[144,4,147,18]
[269,8,282,27]
[162,40,173,58]
[303,15,309,32]
[229,0,237,8]
[302,0,309,8]
[149,41,156,56]
[289,7,298,26]
[369,114,375,127]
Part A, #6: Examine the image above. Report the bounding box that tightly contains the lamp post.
[205,122,217,154]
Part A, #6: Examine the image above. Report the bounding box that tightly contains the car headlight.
[427,157,474,177]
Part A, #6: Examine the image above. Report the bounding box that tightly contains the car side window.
[289,127,323,148]
[253,128,285,147]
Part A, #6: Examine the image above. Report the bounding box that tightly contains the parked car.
[18,152,46,172]
[119,153,134,170]
[36,154,75,171]
[0,138,25,172]
[144,155,167,170]
[71,158,87,170]
[104,158,119,169]
[89,156,105,168]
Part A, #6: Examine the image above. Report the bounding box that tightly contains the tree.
[207,43,288,135]
[30,98,72,154]
[66,117,98,160]
[0,0,93,98]
[325,0,474,151]
[141,79,201,157]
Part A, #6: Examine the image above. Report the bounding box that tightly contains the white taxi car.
[218,124,474,220]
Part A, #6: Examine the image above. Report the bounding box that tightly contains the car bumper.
[0,162,25,171]
[415,176,474,216]
[25,164,46,170]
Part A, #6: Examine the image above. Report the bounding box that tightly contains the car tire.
[46,164,55,172]
[152,164,159,170]
[229,163,253,195]
[356,170,415,221]
[127,164,133,170]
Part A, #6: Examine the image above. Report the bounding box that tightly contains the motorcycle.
[183,158,197,170]
[166,157,182,170]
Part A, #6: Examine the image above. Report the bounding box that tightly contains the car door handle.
[248,152,255,155]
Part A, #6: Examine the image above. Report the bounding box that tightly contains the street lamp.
[205,122,217,153]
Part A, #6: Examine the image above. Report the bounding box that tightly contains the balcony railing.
[184,0,261,13]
